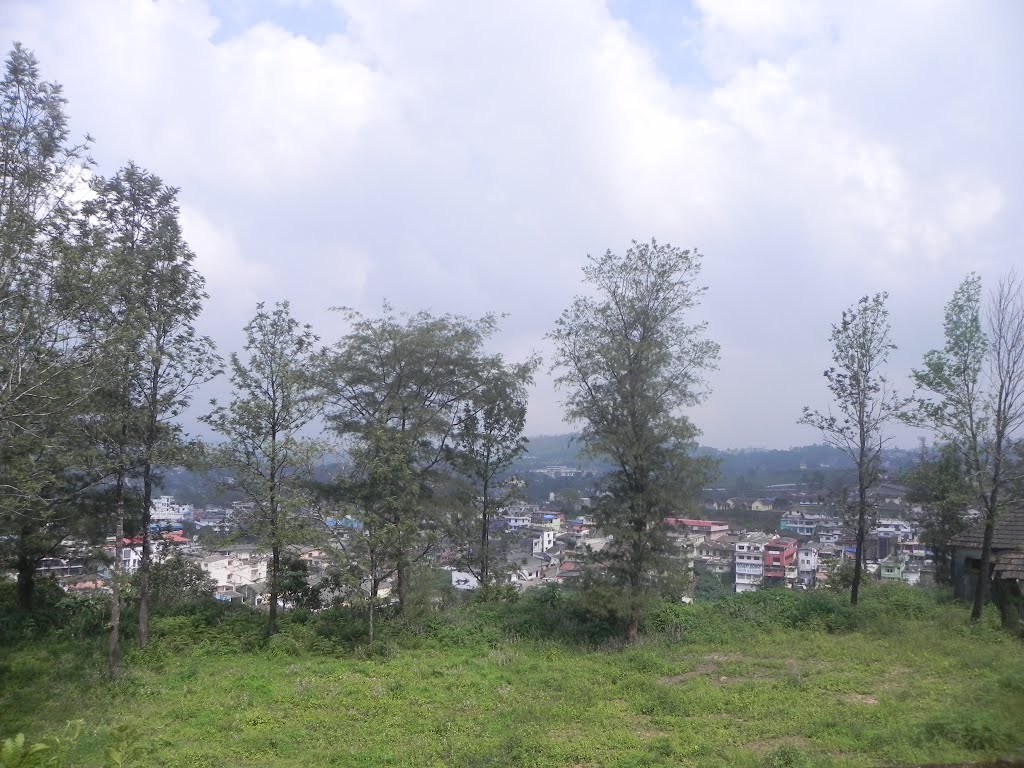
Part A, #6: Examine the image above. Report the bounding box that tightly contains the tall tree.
[908,273,1024,620]
[202,302,325,636]
[800,293,905,606]
[86,162,219,646]
[0,42,102,611]
[550,239,719,642]
[446,357,537,587]
[321,305,503,611]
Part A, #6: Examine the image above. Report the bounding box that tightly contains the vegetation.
[550,239,719,641]
[201,302,326,637]
[907,273,1024,620]
[800,294,906,606]
[1,583,1022,767]
[318,305,534,612]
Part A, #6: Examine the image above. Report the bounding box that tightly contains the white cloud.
[2,0,1021,447]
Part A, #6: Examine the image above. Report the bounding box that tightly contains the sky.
[3,0,1022,449]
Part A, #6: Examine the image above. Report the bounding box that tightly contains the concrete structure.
[735,534,772,593]
[664,518,730,537]
[763,537,798,587]
[797,545,819,587]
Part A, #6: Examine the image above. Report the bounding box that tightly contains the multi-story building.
[695,535,737,577]
[151,495,192,523]
[735,533,772,592]
[763,537,798,587]
[797,545,819,587]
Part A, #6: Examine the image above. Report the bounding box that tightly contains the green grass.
[2,585,1022,767]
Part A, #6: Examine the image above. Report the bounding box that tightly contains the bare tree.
[909,273,1024,620]
[801,293,905,606]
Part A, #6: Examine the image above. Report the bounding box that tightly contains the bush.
[0,581,107,646]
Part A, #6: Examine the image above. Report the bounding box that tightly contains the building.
[735,533,772,593]
[797,545,819,587]
[950,508,1024,631]
[150,495,192,523]
[763,537,798,587]
[695,535,737,577]
[879,553,909,582]
[664,518,730,537]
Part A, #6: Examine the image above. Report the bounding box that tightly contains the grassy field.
[2,585,1023,767]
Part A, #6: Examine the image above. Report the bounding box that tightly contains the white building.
[797,545,819,587]
[201,553,268,601]
[735,534,771,593]
[150,495,192,523]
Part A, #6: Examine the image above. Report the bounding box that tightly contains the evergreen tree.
[549,239,719,642]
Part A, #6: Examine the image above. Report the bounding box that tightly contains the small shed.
[950,509,1024,631]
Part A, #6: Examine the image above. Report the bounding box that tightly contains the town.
[37,465,1004,612]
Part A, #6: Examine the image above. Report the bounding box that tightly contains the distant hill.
[516,436,919,493]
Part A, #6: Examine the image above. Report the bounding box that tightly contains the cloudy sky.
[4,0,1022,448]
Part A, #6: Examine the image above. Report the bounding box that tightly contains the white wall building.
[150,495,193,523]
[797,545,819,586]
[735,534,770,593]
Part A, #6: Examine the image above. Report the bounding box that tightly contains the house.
[780,513,817,538]
[509,554,548,585]
[502,505,536,530]
[879,553,909,582]
[950,508,1024,630]
[797,546,819,587]
[751,499,774,512]
[992,551,1024,634]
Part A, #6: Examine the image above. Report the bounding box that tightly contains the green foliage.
[133,552,215,608]
[907,272,1024,620]
[202,301,326,636]
[549,239,719,639]
[276,554,321,611]
[320,304,515,611]
[0,581,107,646]
[764,744,811,768]
[800,293,906,606]
[0,734,48,768]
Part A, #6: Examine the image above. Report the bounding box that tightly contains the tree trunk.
[396,555,409,612]
[110,471,125,680]
[850,493,867,607]
[268,544,280,636]
[480,508,489,586]
[138,459,153,646]
[369,578,378,643]
[626,569,641,643]
[15,552,35,612]
[970,514,996,622]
